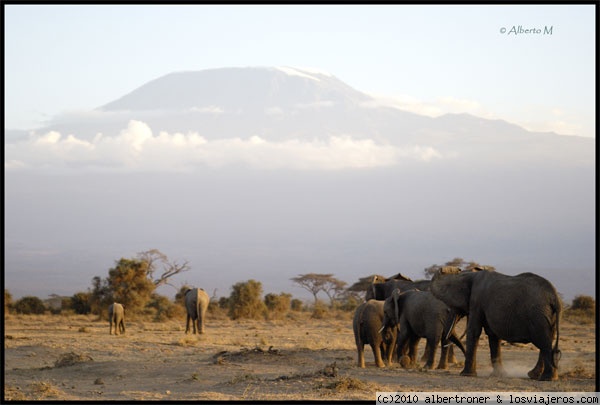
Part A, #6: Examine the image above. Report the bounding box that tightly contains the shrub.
[14,296,46,314]
[311,300,329,319]
[228,280,267,320]
[5,289,13,314]
[564,295,595,324]
[264,293,291,320]
[571,295,595,312]
[70,292,92,315]
[146,293,185,322]
[291,298,304,312]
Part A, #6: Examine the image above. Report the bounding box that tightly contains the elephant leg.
[437,340,450,370]
[488,334,506,377]
[538,349,558,381]
[372,342,386,368]
[447,344,457,364]
[357,343,366,368]
[420,342,428,362]
[385,333,397,366]
[408,336,420,367]
[528,351,544,380]
[109,322,113,335]
[197,315,204,334]
[185,315,191,334]
[461,322,482,377]
[424,337,437,369]
[396,332,411,368]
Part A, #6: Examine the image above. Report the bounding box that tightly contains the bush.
[146,293,185,322]
[564,295,595,324]
[14,296,46,314]
[264,293,291,320]
[571,295,595,311]
[70,292,92,315]
[291,298,304,312]
[5,289,13,314]
[311,300,329,319]
[228,280,267,320]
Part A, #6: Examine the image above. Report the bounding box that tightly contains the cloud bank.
[5,120,444,172]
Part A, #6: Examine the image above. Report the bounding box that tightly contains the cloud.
[364,93,495,119]
[5,120,444,172]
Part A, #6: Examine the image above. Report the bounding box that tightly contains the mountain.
[11,66,591,168]
[101,66,372,112]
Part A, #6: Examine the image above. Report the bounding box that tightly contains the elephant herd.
[107,288,210,336]
[353,267,562,381]
[106,268,562,382]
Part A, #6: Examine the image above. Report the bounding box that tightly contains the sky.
[3,4,596,304]
[4,4,596,138]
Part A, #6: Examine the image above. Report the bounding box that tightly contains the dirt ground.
[3,311,596,401]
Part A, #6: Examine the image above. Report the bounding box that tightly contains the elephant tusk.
[378,326,385,334]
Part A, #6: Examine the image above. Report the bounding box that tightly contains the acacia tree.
[291,273,347,307]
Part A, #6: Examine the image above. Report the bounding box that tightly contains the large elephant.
[184,288,210,334]
[353,299,398,368]
[381,289,465,370]
[430,269,561,381]
[108,303,125,335]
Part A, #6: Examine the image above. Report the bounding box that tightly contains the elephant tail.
[196,290,202,320]
[551,301,561,368]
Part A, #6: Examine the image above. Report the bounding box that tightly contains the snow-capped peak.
[275,66,329,81]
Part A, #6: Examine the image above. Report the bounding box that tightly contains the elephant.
[430,268,561,381]
[108,303,125,335]
[184,288,210,334]
[365,273,462,364]
[353,299,398,368]
[381,289,465,370]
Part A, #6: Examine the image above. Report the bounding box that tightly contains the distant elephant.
[108,303,125,335]
[353,299,398,368]
[184,288,210,334]
[381,289,465,370]
[430,268,561,381]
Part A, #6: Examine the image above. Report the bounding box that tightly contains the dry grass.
[4,311,596,400]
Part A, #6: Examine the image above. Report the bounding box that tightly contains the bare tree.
[137,249,191,288]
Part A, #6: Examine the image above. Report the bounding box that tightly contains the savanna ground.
[4,311,596,401]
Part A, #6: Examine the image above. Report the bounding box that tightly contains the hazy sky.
[4,4,595,138]
[4,4,596,304]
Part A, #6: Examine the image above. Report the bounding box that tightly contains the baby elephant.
[353,299,398,368]
[108,302,125,335]
[382,289,465,369]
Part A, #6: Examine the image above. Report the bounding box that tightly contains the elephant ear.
[431,271,474,314]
